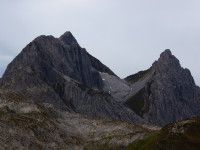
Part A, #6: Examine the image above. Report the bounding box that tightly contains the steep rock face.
[125,49,200,126]
[87,53,116,76]
[1,32,109,90]
[0,31,143,123]
[1,30,200,126]
[0,32,115,105]
[49,74,143,123]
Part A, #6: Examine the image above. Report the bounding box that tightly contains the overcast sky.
[0,0,200,85]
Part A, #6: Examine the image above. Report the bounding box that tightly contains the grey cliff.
[0,31,200,126]
[0,31,142,123]
[125,49,200,126]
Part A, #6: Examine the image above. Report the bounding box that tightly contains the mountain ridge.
[0,31,143,124]
[124,49,200,125]
[0,31,200,126]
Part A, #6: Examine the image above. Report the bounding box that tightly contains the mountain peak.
[153,49,181,70]
[125,49,200,126]
[59,31,77,45]
[160,49,172,57]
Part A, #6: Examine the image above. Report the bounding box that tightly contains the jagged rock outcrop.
[0,30,200,126]
[1,32,110,90]
[125,49,200,126]
[0,31,142,123]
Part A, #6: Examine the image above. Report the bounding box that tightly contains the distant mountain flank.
[0,31,200,126]
[124,49,200,125]
[0,31,142,124]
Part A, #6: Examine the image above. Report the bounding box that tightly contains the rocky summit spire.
[0,31,138,123]
[153,49,181,70]
[59,31,77,45]
[160,49,172,56]
[125,49,200,126]
[0,31,143,124]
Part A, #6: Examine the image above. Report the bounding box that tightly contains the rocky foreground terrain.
[0,89,158,150]
[0,88,200,150]
[124,50,200,125]
[0,31,200,149]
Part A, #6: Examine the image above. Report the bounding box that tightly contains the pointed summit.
[59,31,77,45]
[153,49,181,70]
[125,49,200,125]
[160,49,172,57]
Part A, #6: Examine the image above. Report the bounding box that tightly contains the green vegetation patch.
[126,132,159,150]
[125,68,152,84]
[125,116,200,150]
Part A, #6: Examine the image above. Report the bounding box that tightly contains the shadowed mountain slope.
[0,31,200,126]
[0,31,142,123]
[125,49,200,126]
